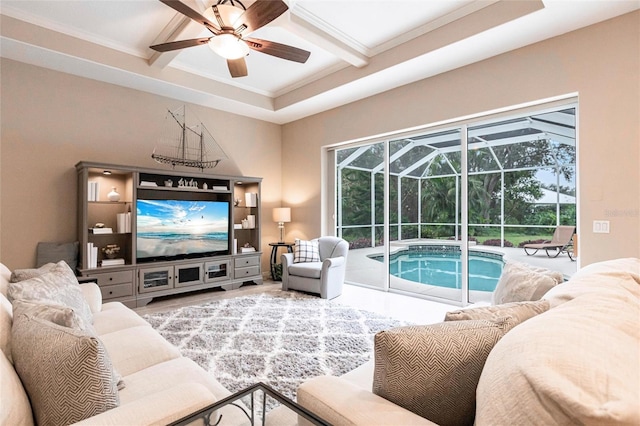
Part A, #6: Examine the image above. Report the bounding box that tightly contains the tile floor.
[134,279,457,325]
[333,283,457,324]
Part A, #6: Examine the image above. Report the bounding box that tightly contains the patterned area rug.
[142,289,409,402]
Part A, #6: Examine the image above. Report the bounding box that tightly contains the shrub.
[518,239,548,248]
[481,239,514,247]
[348,238,372,249]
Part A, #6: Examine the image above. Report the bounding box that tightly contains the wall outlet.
[593,220,610,233]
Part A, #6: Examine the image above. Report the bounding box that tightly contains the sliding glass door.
[466,109,577,303]
[337,142,386,290]
[333,103,577,305]
[388,130,464,303]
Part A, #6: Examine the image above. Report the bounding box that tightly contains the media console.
[76,161,262,307]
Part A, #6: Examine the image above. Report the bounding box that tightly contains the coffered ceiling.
[1,0,638,124]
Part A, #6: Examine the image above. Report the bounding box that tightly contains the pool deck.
[345,240,577,304]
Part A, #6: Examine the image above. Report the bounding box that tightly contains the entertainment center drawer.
[235,256,260,268]
[87,270,134,287]
[235,266,260,279]
[99,283,133,300]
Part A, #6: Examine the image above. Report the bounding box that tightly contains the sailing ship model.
[152,105,227,170]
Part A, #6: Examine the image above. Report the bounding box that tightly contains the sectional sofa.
[0,261,248,425]
[2,257,638,425]
[298,258,640,425]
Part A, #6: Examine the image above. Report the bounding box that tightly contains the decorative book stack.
[101,258,125,266]
[86,243,98,268]
[116,213,132,233]
[90,227,113,234]
[88,181,100,201]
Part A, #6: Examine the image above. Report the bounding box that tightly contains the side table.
[269,242,294,281]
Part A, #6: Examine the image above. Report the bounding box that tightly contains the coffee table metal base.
[169,382,329,426]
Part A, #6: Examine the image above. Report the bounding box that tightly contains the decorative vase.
[107,187,121,202]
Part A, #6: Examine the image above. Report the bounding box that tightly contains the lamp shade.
[273,207,291,223]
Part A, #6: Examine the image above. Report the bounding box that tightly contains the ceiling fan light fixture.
[208,34,249,59]
[204,4,245,27]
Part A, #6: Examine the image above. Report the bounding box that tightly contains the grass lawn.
[472,229,555,247]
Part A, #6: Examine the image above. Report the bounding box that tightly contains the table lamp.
[272,207,291,243]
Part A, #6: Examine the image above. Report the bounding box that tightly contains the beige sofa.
[0,261,245,426]
[297,258,640,425]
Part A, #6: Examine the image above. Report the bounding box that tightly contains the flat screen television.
[136,198,230,262]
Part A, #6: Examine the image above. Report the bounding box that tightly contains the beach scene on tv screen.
[137,199,228,258]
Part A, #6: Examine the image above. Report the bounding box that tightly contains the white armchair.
[281,236,349,300]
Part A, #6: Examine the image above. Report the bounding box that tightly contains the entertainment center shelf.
[76,161,262,308]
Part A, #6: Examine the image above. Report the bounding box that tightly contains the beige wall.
[0,59,283,269]
[282,11,640,267]
[1,12,639,270]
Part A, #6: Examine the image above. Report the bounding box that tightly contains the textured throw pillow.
[7,260,93,325]
[11,299,91,331]
[10,300,125,390]
[373,318,516,426]
[36,241,79,271]
[293,239,321,263]
[492,261,563,305]
[11,305,119,426]
[445,300,550,324]
[10,262,56,283]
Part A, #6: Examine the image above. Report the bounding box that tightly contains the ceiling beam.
[147,0,211,69]
[284,3,369,68]
[148,14,194,68]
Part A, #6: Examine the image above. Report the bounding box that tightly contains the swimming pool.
[371,245,504,292]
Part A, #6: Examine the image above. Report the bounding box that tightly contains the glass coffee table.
[169,382,330,426]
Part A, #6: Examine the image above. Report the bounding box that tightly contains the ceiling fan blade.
[150,37,212,52]
[159,0,220,34]
[227,58,248,78]
[245,38,310,63]
[233,0,288,35]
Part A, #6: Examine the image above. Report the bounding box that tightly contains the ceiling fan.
[150,0,311,78]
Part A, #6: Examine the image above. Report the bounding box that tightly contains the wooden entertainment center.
[76,161,262,308]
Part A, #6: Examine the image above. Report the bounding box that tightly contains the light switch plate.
[593,220,610,233]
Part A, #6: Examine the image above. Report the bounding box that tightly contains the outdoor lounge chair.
[523,225,576,260]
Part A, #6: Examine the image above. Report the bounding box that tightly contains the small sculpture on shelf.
[101,244,120,259]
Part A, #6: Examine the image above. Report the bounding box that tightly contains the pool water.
[374,247,504,292]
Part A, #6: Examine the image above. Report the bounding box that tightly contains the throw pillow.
[10,262,56,283]
[445,300,550,323]
[492,261,563,304]
[11,299,91,331]
[36,241,79,271]
[372,318,516,426]
[293,239,321,263]
[7,260,93,325]
[11,305,119,425]
[10,300,125,390]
